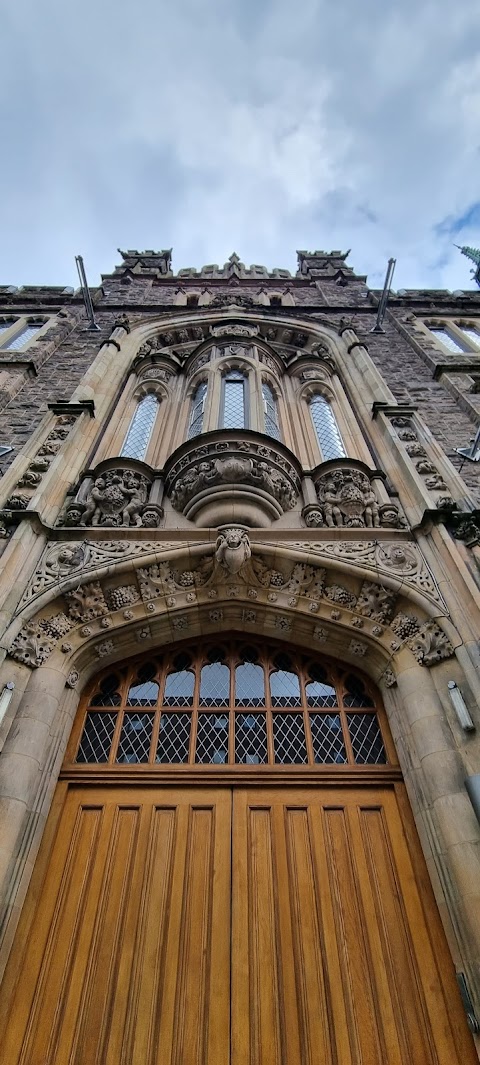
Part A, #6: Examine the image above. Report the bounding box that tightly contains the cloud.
[1,0,480,290]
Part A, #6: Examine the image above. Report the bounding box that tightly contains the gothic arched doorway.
[0,637,475,1064]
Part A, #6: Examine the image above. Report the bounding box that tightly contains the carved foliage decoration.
[389,415,455,508]
[4,415,77,514]
[407,622,454,666]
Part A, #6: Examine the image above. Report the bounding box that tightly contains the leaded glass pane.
[235,662,265,706]
[0,320,16,335]
[310,395,346,460]
[305,679,337,707]
[199,662,230,706]
[76,712,117,762]
[188,382,207,439]
[235,713,267,763]
[273,713,308,763]
[270,669,301,707]
[222,371,246,429]
[116,712,154,763]
[156,712,191,762]
[429,327,467,353]
[343,674,373,707]
[127,664,159,706]
[4,324,42,350]
[262,382,281,440]
[121,394,159,459]
[309,713,347,763]
[196,713,229,763]
[90,674,122,707]
[347,713,386,764]
[458,326,480,347]
[163,669,195,706]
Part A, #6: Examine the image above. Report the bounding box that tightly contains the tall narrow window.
[0,319,17,337]
[2,323,43,350]
[262,382,281,440]
[121,394,159,460]
[188,382,207,439]
[310,395,346,460]
[221,370,247,429]
[458,325,480,347]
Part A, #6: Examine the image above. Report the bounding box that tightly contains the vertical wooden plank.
[321,805,384,1064]
[232,794,285,1065]
[13,800,108,1065]
[284,807,333,1065]
[169,799,230,1065]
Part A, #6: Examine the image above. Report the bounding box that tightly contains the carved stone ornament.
[96,640,115,658]
[106,585,140,610]
[211,322,259,338]
[391,612,421,640]
[348,640,367,656]
[9,612,72,667]
[356,581,396,624]
[65,581,108,622]
[215,527,251,576]
[382,668,397,688]
[315,467,405,530]
[60,467,162,529]
[165,433,300,526]
[66,670,79,689]
[407,621,454,666]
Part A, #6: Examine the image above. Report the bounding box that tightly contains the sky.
[1,0,480,291]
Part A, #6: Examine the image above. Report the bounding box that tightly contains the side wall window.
[188,382,207,439]
[310,395,346,460]
[121,394,160,460]
[262,382,281,440]
[221,370,247,429]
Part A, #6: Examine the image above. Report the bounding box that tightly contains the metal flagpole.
[75,255,101,331]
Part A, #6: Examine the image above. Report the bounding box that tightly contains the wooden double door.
[0,783,476,1064]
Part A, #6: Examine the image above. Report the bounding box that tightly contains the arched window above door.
[72,640,390,768]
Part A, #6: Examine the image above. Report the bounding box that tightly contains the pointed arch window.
[310,394,346,460]
[121,393,159,460]
[221,369,247,429]
[262,382,281,440]
[188,382,207,439]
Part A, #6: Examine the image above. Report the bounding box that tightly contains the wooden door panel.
[232,787,476,1065]
[0,786,231,1065]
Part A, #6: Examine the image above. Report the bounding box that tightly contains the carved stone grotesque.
[315,468,403,530]
[61,468,162,529]
[215,528,251,576]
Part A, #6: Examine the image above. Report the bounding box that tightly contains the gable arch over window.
[309,393,346,461]
[120,392,161,460]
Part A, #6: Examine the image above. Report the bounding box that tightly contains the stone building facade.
[0,249,479,1061]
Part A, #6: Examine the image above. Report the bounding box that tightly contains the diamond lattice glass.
[270,670,301,707]
[347,713,386,764]
[429,328,467,353]
[235,714,267,763]
[156,712,191,762]
[121,394,159,460]
[0,320,17,337]
[235,662,265,706]
[90,673,122,707]
[163,669,195,706]
[188,382,207,439]
[4,324,42,350]
[76,712,117,762]
[262,382,281,440]
[127,663,159,706]
[196,713,229,763]
[310,395,346,460]
[199,663,230,706]
[309,713,347,763]
[458,326,480,347]
[222,372,246,429]
[273,713,308,763]
[305,680,337,707]
[116,712,154,763]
